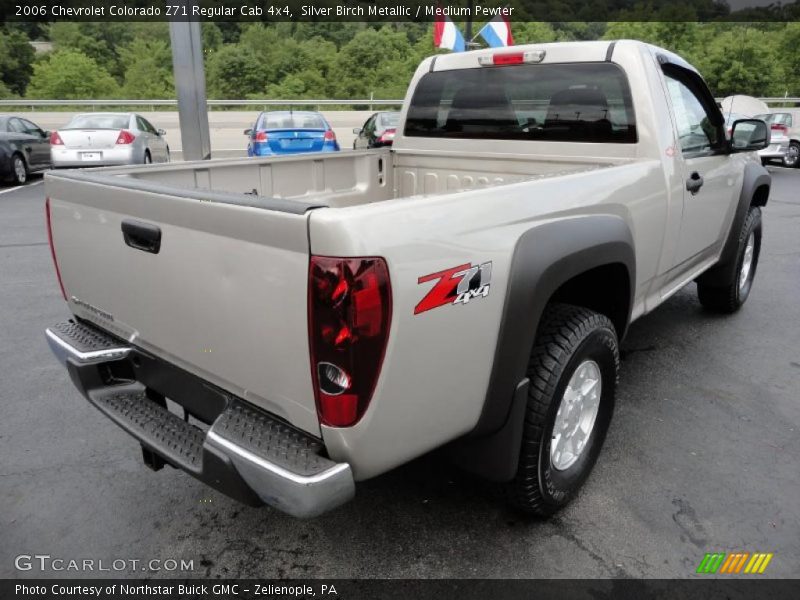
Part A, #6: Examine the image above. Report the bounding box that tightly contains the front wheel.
[697,206,762,313]
[784,142,799,168]
[503,303,619,516]
[143,151,152,164]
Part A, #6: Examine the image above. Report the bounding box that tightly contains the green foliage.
[26,50,120,99]
[119,39,174,99]
[206,45,268,98]
[6,21,800,100]
[0,27,36,95]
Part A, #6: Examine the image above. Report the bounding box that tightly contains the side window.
[664,73,720,155]
[136,116,148,133]
[143,119,158,134]
[364,116,376,134]
[8,118,26,134]
[20,119,43,136]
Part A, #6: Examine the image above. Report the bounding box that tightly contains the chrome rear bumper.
[45,320,354,518]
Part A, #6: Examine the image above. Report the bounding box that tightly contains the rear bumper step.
[45,320,354,518]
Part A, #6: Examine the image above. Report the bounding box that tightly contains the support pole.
[169,17,211,161]
[465,0,474,42]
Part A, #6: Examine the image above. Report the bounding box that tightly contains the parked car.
[246,111,339,156]
[353,111,400,149]
[755,111,799,168]
[0,115,51,184]
[50,113,170,168]
[723,112,750,136]
[752,112,791,166]
[45,41,770,519]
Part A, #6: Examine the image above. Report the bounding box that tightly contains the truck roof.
[430,39,699,75]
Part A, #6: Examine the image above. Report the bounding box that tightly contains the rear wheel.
[503,303,618,516]
[697,206,762,313]
[144,151,152,164]
[784,142,799,168]
[11,154,28,184]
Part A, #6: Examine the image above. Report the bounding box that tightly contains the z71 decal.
[415,262,492,315]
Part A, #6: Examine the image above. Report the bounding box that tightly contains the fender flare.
[448,215,635,481]
[697,161,770,287]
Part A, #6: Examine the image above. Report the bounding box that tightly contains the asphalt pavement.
[1,167,798,579]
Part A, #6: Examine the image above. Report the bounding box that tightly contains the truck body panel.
[44,39,769,512]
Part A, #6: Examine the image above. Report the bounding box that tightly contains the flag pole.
[465,0,473,41]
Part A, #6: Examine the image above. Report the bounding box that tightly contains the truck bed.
[95,149,617,208]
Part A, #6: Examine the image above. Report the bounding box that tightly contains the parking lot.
[1,166,798,579]
[14,110,376,159]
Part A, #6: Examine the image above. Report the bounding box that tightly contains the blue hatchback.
[245,111,340,156]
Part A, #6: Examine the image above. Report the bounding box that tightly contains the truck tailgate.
[45,170,322,435]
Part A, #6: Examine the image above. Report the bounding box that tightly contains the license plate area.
[81,152,102,161]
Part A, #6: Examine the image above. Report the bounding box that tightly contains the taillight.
[378,129,396,143]
[115,130,135,145]
[255,131,268,142]
[45,197,67,301]
[308,256,391,427]
[324,130,336,142]
[771,124,788,135]
[50,131,64,145]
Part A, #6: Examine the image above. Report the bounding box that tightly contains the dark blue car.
[245,111,340,156]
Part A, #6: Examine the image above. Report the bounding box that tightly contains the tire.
[783,141,799,168]
[503,303,619,516]
[697,206,762,313]
[11,153,28,185]
[165,147,171,163]
[144,151,152,164]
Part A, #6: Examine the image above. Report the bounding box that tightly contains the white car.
[50,113,170,168]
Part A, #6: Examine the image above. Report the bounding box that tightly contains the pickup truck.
[44,40,771,518]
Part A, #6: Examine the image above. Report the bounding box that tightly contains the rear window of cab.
[404,62,637,143]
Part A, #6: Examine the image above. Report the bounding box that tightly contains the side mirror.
[244,128,253,136]
[157,128,166,136]
[730,119,769,152]
[352,127,362,135]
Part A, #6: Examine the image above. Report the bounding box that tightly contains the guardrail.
[1,97,797,111]
[0,99,406,111]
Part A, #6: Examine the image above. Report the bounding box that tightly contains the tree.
[206,45,267,98]
[330,27,413,98]
[27,50,120,99]
[119,39,174,99]
[694,27,781,97]
[0,27,36,96]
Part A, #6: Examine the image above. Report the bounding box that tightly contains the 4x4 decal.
[414,262,492,314]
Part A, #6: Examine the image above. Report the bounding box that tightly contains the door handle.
[686,171,704,195]
[121,219,161,254]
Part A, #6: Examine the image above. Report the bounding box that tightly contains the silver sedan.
[51,113,170,168]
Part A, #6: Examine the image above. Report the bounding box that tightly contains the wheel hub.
[14,158,25,182]
[785,145,799,166]
[739,231,755,292]
[551,360,602,471]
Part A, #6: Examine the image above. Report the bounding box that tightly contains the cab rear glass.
[404,62,637,143]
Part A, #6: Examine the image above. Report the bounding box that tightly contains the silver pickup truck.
[44,40,771,518]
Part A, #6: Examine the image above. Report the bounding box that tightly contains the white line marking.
[0,180,44,195]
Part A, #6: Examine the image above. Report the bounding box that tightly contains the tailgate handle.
[121,220,161,254]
